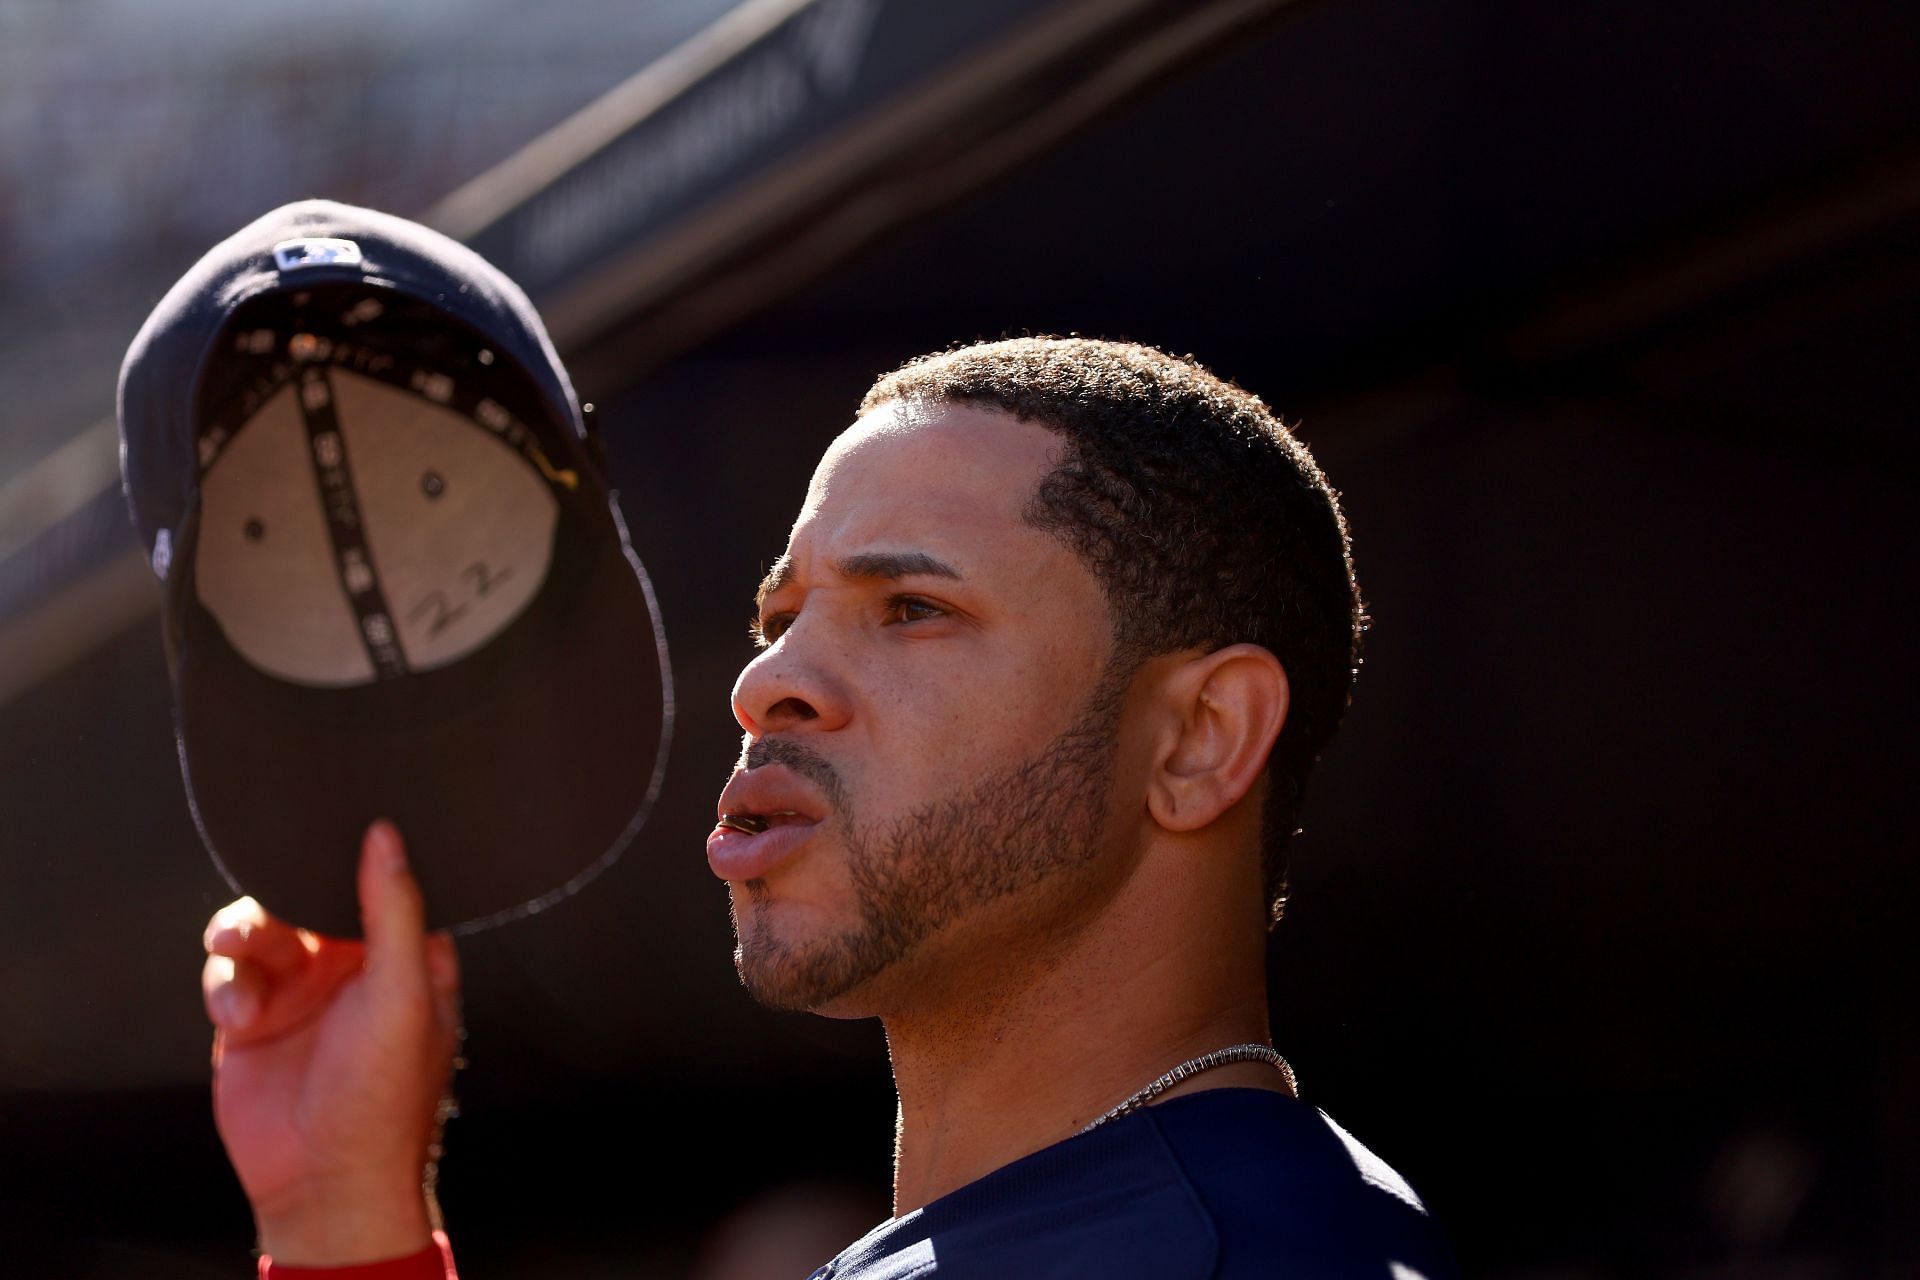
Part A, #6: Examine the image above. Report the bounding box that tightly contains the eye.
[883,595,945,626]
[750,611,795,648]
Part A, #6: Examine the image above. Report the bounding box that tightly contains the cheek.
[860,658,1080,796]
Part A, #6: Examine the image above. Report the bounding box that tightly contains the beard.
[731,670,1128,1013]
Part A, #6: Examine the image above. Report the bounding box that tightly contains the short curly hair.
[861,337,1363,922]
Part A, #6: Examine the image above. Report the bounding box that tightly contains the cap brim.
[175,518,670,937]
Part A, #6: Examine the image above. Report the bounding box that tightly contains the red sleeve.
[259,1230,456,1279]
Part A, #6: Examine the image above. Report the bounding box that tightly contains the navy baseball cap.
[119,200,672,937]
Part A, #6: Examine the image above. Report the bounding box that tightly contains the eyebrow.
[754,550,962,612]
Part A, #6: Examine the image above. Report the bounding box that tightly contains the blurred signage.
[459,0,1060,305]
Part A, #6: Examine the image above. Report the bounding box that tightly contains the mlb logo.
[273,238,364,272]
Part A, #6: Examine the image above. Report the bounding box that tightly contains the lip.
[706,819,820,882]
[706,763,830,882]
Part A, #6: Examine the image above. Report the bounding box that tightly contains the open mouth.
[717,811,809,835]
[707,809,822,883]
[709,763,831,882]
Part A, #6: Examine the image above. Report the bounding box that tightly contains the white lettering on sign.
[519,0,883,278]
[794,0,881,94]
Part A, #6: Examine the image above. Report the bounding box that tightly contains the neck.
[878,852,1276,1215]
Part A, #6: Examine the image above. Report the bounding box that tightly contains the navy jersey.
[812,1089,1458,1279]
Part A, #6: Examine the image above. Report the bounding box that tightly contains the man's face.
[710,400,1140,1016]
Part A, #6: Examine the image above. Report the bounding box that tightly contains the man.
[203,337,1457,1277]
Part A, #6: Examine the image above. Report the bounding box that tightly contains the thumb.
[357,819,429,999]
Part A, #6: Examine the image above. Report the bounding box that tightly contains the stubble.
[731,673,1127,1013]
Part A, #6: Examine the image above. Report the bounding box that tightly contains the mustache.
[741,736,847,809]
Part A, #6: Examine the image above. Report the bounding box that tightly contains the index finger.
[204,896,311,977]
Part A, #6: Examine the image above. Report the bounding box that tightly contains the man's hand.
[202,820,462,1266]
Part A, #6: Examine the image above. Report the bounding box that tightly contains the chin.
[731,891,885,1017]
[733,935,881,1018]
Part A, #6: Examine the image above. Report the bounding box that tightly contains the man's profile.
[201,337,1458,1278]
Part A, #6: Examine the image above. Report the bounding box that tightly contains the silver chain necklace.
[1080,1043,1298,1133]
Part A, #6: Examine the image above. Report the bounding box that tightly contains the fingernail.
[214,985,258,1029]
[366,820,404,874]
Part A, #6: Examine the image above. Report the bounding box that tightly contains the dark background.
[3,1,1916,1276]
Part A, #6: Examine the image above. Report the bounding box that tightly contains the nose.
[730,619,853,738]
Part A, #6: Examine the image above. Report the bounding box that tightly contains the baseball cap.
[119,200,672,937]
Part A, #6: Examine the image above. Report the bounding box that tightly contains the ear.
[1146,644,1289,833]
